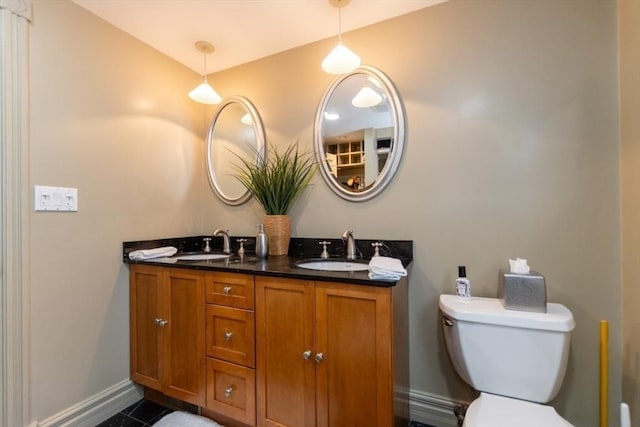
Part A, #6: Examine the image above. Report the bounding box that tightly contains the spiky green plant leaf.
[232,142,316,215]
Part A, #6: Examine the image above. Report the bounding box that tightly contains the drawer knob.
[315,352,324,363]
[222,286,232,295]
[224,386,234,397]
[154,318,168,327]
[224,332,234,341]
[302,350,312,360]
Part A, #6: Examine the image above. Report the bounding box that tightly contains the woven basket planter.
[263,215,291,256]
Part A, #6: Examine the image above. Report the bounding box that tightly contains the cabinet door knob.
[224,332,234,341]
[302,350,312,360]
[155,318,168,326]
[222,286,232,295]
[224,386,234,397]
[315,352,324,363]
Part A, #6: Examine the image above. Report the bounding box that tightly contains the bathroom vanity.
[125,236,411,427]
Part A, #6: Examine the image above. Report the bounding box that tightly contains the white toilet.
[439,294,576,427]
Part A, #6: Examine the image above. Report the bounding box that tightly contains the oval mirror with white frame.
[314,65,406,202]
[206,96,266,205]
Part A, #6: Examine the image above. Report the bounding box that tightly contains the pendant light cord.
[338,6,343,43]
[202,51,208,83]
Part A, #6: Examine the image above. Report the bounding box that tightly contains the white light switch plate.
[34,185,78,211]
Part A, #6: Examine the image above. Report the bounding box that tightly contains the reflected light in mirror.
[352,86,382,108]
[241,113,252,125]
[324,112,340,120]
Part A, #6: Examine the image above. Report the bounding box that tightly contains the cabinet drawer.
[206,272,255,309]
[206,358,256,426]
[206,305,255,367]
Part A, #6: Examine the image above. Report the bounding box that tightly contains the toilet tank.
[439,295,575,403]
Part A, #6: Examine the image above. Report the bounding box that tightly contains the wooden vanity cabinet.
[129,264,206,406]
[130,264,408,427]
[255,276,409,427]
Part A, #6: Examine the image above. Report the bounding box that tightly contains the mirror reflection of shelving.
[326,141,364,167]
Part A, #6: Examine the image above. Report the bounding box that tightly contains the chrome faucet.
[342,230,356,260]
[213,229,231,254]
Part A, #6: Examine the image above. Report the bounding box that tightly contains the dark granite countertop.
[123,236,413,288]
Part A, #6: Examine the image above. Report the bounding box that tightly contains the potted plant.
[234,142,316,255]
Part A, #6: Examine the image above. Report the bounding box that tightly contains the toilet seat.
[463,393,573,427]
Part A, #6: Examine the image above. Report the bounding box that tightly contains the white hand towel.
[368,256,407,281]
[128,246,177,260]
[153,411,224,427]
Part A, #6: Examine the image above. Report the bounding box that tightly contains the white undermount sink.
[295,259,369,272]
[173,253,231,261]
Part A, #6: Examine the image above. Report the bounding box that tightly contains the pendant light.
[188,41,222,104]
[321,0,361,75]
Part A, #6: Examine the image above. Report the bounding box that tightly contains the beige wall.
[29,0,207,420]
[28,1,621,426]
[621,0,640,424]
[206,1,620,425]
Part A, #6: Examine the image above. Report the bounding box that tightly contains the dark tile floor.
[96,400,173,427]
[96,399,438,427]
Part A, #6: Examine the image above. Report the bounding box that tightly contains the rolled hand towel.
[368,256,407,281]
[128,246,177,260]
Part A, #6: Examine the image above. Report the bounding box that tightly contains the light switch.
[34,185,78,212]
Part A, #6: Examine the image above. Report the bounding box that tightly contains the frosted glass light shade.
[352,86,382,108]
[188,81,222,104]
[321,42,361,75]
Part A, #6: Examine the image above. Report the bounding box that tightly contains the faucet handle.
[319,241,331,259]
[372,242,383,257]
[203,237,212,253]
[236,238,247,256]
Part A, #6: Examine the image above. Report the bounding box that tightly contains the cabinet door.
[161,268,206,406]
[315,282,393,427]
[256,277,316,427]
[130,264,162,390]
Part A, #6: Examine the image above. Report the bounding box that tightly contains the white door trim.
[0,1,32,426]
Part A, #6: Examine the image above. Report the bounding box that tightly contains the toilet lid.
[463,393,573,427]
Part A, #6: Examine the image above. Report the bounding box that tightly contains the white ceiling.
[71,0,446,74]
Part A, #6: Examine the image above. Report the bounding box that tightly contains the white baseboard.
[409,389,466,427]
[36,379,143,427]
